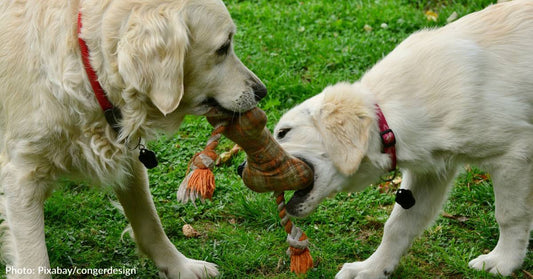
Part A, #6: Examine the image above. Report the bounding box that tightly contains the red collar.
[77,12,121,132]
[375,104,397,171]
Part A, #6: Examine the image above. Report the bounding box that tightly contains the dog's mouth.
[285,157,316,217]
[286,182,314,215]
[201,98,235,117]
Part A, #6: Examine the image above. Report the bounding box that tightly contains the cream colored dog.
[274,1,532,277]
[0,0,266,278]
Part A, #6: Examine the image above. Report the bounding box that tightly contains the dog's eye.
[216,40,231,56]
[276,128,291,140]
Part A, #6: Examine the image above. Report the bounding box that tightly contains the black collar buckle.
[379,128,396,149]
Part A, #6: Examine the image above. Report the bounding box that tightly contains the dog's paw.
[335,261,392,279]
[159,258,219,279]
[468,251,520,276]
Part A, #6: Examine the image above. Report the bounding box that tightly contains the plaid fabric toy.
[213,107,314,193]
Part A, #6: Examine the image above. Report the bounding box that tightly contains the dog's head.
[93,0,266,138]
[274,82,389,217]
[178,0,267,115]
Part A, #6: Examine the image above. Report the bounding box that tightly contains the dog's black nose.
[237,160,247,178]
[252,83,267,102]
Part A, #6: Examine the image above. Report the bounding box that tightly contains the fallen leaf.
[447,11,458,23]
[425,10,438,22]
[363,24,373,32]
[182,224,200,238]
[393,175,402,185]
[216,144,242,165]
[442,212,469,223]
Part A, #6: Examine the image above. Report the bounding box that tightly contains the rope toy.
[177,108,315,274]
[176,124,224,203]
[276,192,313,274]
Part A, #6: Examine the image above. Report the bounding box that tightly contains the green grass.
[7,0,533,278]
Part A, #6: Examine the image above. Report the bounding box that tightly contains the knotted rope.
[176,123,225,203]
[276,192,313,274]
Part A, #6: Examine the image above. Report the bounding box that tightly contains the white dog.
[0,0,266,278]
[274,1,532,277]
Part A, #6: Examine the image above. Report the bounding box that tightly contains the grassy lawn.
[7,0,532,278]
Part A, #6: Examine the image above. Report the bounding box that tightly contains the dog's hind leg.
[469,158,532,276]
[114,160,219,279]
[336,168,457,279]
[1,160,53,279]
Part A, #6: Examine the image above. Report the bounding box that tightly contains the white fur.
[274,1,533,277]
[0,0,266,278]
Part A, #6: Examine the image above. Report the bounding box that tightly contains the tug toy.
[177,107,315,274]
[176,123,224,203]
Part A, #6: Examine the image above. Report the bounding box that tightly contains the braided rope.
[176,123,226,204]
[276,192,313,273]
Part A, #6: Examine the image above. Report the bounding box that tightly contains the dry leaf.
[442,212,469,222]
[425,10,438,22]
[182,224,200,238]
[447,11,458,23]
[216,144,242,165]
[363,24,373,32]
[393,175,402,185]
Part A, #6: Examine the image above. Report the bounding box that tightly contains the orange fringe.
[289,232,313,274]
[187,168,215,200]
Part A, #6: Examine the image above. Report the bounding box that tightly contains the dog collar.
[375,105,415,209]
[77,12,122,133]
[375,104,396,171]
[77,12,158,169]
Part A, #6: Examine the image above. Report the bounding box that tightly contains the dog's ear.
[117,10,188,115]
[314,83,374,176]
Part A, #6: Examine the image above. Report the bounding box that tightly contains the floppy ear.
[314,84,374,176]
[117,10,188,115]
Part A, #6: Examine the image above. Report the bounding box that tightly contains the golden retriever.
[0,0,266,278]
[274,1,532,277]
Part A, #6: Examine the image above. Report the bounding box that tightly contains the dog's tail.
[109,199,135,243]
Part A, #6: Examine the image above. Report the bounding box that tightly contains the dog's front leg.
[114,160,218,279]
[2,162,51,279]
[336,169,457,279]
